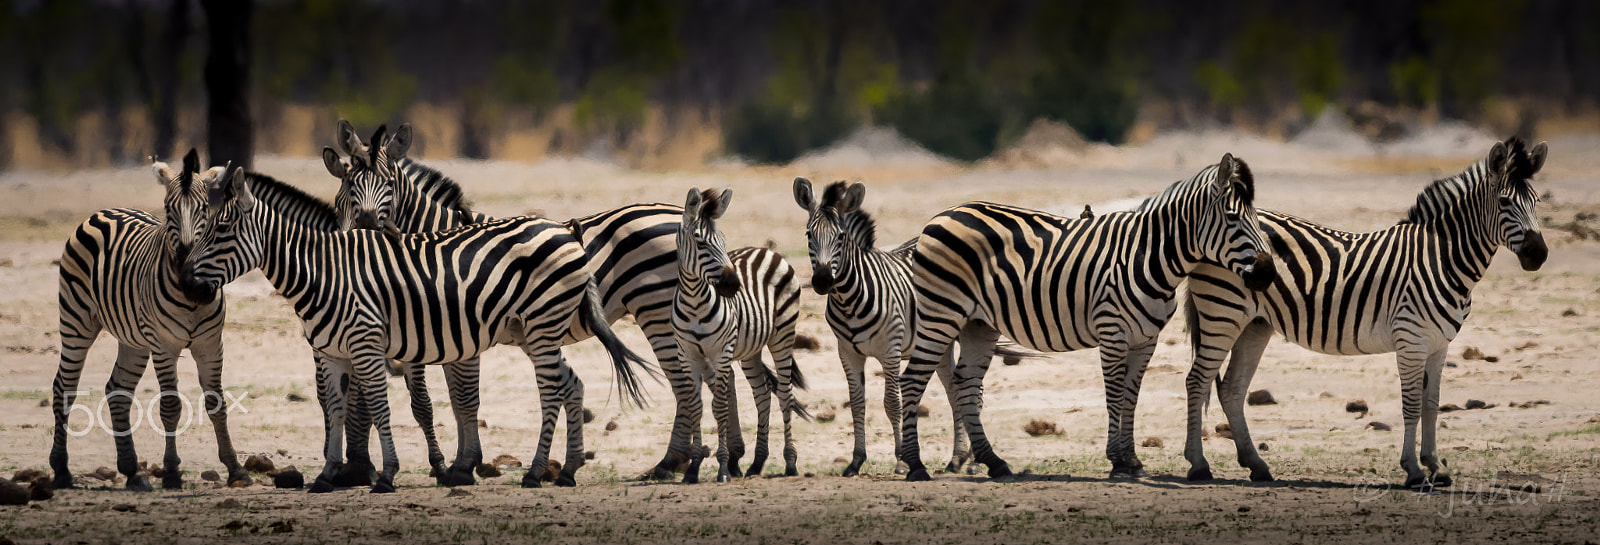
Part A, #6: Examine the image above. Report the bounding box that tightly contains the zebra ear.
[1213,153,1236,190]
[793,177,817,212]
[386,123,413,159]
[228,166,254,212]
[708,187,734,219]
[1529,141,1548,175]
[684,188,704,220]
[152,160,177,186]
[322,147,347,179]
[335,119,358,156]
[1487,141,1510,174]
[836,183,866,214]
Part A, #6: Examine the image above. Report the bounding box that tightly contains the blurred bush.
[723,100,852,165]
[876,76,1003,162]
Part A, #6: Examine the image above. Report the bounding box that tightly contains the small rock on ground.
[1346,400,1369,414]
[1140,437,1164,448]
[201,470,221,482]
[273,467,304,489]
[1367,421,1392,431]
[475,463,502,478]
[1247,390,1276,406]
[244,455,275,474]
[0,479,29,505]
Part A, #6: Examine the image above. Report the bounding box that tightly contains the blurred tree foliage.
[0,0,1594,169]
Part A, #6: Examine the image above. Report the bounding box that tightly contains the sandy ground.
[1,131,1598,544]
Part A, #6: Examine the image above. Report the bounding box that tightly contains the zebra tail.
[761,356,813,422]
[581,275,660,410]
[993,340,1046,364]
[1183,291,1217,416]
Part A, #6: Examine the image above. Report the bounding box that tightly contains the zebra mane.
[397,157,477,220]
[819,181,877,248]
[244,171,339,229]
[1398,138,1527,225]
[1137,157,1255,213]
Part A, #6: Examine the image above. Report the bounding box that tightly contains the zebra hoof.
[227,473,253,488]
[308,477,335,494]
[440,467,475,487]
[727,464,743,479]
[521,474,543,488]
[894,461,910,475]
[163,474,184,490]
[1249,468,1275,482]
[906,468,932,482]
[52,473,75,490]
[681,473,699,485]
[331,463,375,487]
[645,465,676,481]
[987,464,1013,479]
[1187,467,1214,481]
[125,475,154,492]
[717,473,732,483]
[784,465,798,477]
[554,475,577,488]
[1431,474,1453,488]
[1404,474,1429,490]
[841,463,862,478]
[1109,467,1138,479]
[370,479,396,494]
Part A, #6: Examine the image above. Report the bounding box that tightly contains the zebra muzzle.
[1516,231,1548,271]
[714,272,742,297]
[810,269,834,294]
[177,262,218,304]
[1241,253,1277,291]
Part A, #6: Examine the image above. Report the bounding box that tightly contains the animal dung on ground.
[793,334,822,351]
[272,467,304,489]
[90,467,118,482]
[1246,390,1277,405]
[37,399,48,407]
[1023,419,1062,437]
[244,455,275,474]
[492,454,522,468]
[1214,422,1234,439]
[146,464,164,479]
[1366,421,1392,431]
[1002,356,1022,366]
[11,469,44,484]
[215,498,243,509]
[815,410,837,423]
[1257,442,1269,452]
[584,450,596,461]
[286,392,308,402]
[24,480,49,502]
[110,503,137,513]
[604,419,619,432]
[1515,341,1539,351]
[201,470,221,482]
[916,405,930,417]
[0,479,29,505]
[446,487,473,498]
[1561,308,1579,317]
[474,463,501,478]
[582,408,596,424]
[1462,347,1486,360]
[541,461,561,482]
[1439,404,1463,412]
[833,457,849,464]
[478,419,488,429]
[1345,400,1369,415]
[1511,400,1551,409]
[1140,437,1164,448]
[1465,399,1493,410]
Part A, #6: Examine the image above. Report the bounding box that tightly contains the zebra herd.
[47,121,1549,494]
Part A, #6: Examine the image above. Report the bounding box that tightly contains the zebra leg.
[681,363,707,484]
[880,354,907,476]
[1215,320,1274,481]
[331,352,376,487]
[1419,348,1451,488]
[769,343,804,477]
[188,336,249,488]
[441,360,483,487]
[1395,344,1432,489]
[50,309,101,489]
[934,348,972,474]
[107,344,154,491]
[900,313,962,481]
[710,354,738,483]
[836,346,869,477]
[1115,342,1157,478]
[399,361,446,485]
[952,322,1008,478]
[1182,315,1247,481]
[149,352,185,489]
[636,306,697,481]
[557,355,586,487]
[1098,334,1146,479]
[310,359,349,493]
[518,346,567,489]
[352,345,400,493]
[735,357,769,478]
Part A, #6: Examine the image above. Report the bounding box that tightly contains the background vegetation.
[1,0,1597,169]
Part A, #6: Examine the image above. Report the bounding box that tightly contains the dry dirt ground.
[1,134,1598,544]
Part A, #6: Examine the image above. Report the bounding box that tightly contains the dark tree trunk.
[154,0,190,161]
[201,0,251,169]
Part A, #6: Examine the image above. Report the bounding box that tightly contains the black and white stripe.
[896,155,1277,481]
[49,150,250,491]
[183,166,651,493]
[673,187,810,483]
[1182,138,1548,488]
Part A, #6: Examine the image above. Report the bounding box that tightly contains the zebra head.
[154,148,228,304]
[180,165,259,298]
[1493,138,1549,271]
[680,187,741,298]
[1201,153,1276,291]
[793,177,870,295]
[323,120,409,232]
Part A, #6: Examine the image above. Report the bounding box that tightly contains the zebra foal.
[181,166,652,492]
[673,187,810,483]
[1183,138,1549,488]
[897,154,1277,481]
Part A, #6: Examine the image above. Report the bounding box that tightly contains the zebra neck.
[826,246,875,303]
[1129,215,1188,296]
[674,272,725,323]
[253,206,338,302]
[1425,187,1503,286]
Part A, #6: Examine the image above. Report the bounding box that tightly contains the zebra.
[1182,138,1548,488]
[673,187,810,483]
[792,178,1039,476]
[322,121,716,484]
[49,150,250,491]
[181,166,654,492]
[896,154,1277,481]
